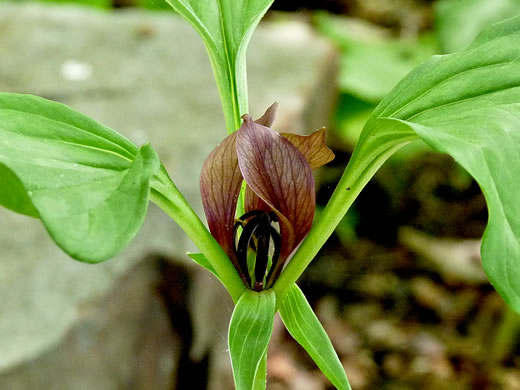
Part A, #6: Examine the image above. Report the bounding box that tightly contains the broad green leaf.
[435,0,520,53]
[229,289,276,390]
[0,162,38,218]
[0,93,160,263]
[187,252,218,276]
[280,285,351,390]
[252,352,267,390]
[348,17,520,310]
[164,0,274,132]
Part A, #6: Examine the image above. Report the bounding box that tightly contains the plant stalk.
[151,165,245,303]
[273,124,416,304]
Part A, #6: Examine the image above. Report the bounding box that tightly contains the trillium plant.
[1,1,520,389]
[200,106,334,292]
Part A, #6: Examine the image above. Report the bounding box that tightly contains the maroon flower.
[200,104,334,291]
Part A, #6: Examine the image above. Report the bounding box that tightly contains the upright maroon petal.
[281,128,335,169]
[245,186,271,214]
[200,132,242,263]
[244,128,334,226]
[244,102,280,214]
[254,102,279,128]
[236,115,315,260]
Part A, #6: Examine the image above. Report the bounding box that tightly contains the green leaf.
[352,17,520,310]
[280,285,351,390]
[187,252,218,276]
[252,352,267,390]
[435,0,520,53]
[0,162,38,218]
[164,0,274,132]
[229,289,276,390]
[0,93,160,263]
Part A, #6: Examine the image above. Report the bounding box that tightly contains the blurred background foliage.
[2,0,520,388]
[4,0,517,149]
[0,0,172,9]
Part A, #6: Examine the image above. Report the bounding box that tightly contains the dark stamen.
[238,209,265,222]
[231,220,249,286]
[265,226,282,288]
[253,214,271,291]
[233,210,284,291]
[234,214,263,286]
[232,220,245,251]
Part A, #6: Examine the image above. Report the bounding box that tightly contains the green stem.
[151,165,245,303]
[208,52,243,133]
[273,127,416,304]
[226,61,244,133]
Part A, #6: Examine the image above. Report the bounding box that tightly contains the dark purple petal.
[244,186,271,214]
[281,128,335,169]
[254,102,279,128]
[200,132,242,264]
[236,115,315,260]
[244,102,280,215]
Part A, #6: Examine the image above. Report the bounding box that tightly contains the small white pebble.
[60,60,93,81]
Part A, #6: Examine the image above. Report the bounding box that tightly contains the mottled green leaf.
[349,17,520,310]
[0,162,38,218]
[229,289,275,390]
[0,93,160,262]
[187,252,218,276]
[252,352,267,390]
[280,284,351,390]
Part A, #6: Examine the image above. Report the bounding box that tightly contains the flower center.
[233,210,281,291]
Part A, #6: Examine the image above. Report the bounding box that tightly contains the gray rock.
[0,257,180,390]
[0,3,337,387]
